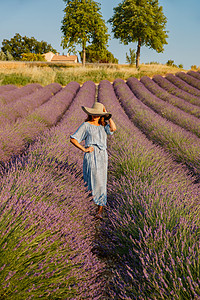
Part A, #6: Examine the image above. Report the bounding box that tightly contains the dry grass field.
[0,60,194,86]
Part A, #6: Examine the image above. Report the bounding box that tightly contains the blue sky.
[0,0,200,69]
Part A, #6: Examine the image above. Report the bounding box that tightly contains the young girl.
[70,102,116,219]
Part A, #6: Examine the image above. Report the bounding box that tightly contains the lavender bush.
[140,75,200,118]
[176,71,200,90]
[97,79,200,299]
[0,82,79,162]
[0,83,62,127]
[0,83,42,106]
[113,78,200,176]
[165,73,200,98]
[0,80,106,298]
[127,77,200,137]
[0,84,17,94]
[187,70,200,81]
[153,75,200,106]
[0,152,104,299]
[27,81,79,127]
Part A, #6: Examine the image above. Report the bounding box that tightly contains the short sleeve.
[104,124,113,135]
[70,123,87,143]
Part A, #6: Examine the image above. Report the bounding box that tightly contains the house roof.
[51,55,77,61]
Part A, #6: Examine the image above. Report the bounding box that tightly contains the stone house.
[44,52,78,63]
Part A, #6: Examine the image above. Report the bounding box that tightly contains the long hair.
[85,115,107,126]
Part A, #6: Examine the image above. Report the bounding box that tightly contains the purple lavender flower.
[176,71,200,90]
[97,79,200,299]
[115,78,200,175]
[0,84,17,94]
[153,74,200,106]
[0,78,199,299]
[127,76,200,138]
[141,75,200,118]
[0,82,79,162]
[165,73,200,98]
[187,70,200,81]
[0,80,105,299]
[0,83,62,127]
[0,83,42,106]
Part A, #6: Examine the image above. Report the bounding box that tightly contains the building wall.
[44,52,78,63]
[44,52,55,62]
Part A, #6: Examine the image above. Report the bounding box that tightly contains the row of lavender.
[152,74,200,106]
[0,84,18,94]
[98,80,200,299]
[187,70,200,81]
[127,77,200,137]
[168,72,200,95]
[140,76,200,118]
[0,83,42,107]
[0,81,106,299]
[0,82,79,162]
[0,83,63,127]
[113,78,200,177]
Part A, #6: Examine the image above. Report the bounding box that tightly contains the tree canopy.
[109,0,168,68]
[1,33,57,60]
[21,53,46,61]
[61,0,110,66]
[126,48,136,65]
[79,44,118,63]
[0,50,14,61]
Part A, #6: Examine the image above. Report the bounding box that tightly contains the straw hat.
[81,102,112,120]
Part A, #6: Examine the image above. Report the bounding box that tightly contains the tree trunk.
[82,41,86,67]
[136,38,141,69]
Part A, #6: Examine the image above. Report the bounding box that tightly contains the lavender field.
[0,71,199,299]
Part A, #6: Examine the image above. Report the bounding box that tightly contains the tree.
[0,50,14,61]
[6,50,14,61]
[1,33,57,60]
[166,59,178,67]
[109,0,168,68]
[79,44,118,63]
[126,48,136,65]
[0,51,6,61]
[61,0,109,66]
[21,53,46,61]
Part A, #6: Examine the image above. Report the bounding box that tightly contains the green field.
[0,61,190,86]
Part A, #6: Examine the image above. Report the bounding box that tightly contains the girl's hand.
[103,105,107,113]
[85,146,94,153]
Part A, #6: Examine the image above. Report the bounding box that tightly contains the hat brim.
[81,106,112,120]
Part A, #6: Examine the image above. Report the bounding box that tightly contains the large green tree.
[79,44,118,63]
[1,33,57,60]
[109,0,168,68]
[61,0,109,66]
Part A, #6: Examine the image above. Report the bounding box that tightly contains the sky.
[0,0,200,70]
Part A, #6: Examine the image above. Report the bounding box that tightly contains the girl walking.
[70,102,116,219]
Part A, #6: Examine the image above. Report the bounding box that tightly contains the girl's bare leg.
[96,205,103,219]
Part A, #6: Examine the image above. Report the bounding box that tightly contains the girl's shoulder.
[74,122,88,133]
[81,122,88,127]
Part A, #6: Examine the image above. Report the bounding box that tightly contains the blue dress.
[70,122,113,206]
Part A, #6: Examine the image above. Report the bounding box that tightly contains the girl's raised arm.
[108,118,117,132]
[103,105,117,132]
